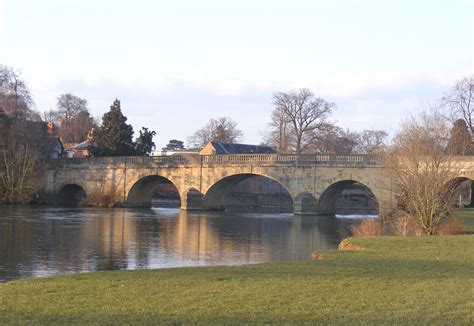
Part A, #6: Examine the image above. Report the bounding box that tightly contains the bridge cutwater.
[43,154,474,215]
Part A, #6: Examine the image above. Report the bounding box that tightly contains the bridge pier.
[377,199,393,218]
[180,189,205,210]
[293,192,318,215]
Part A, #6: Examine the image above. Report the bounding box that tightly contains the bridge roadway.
[43,154,474,215]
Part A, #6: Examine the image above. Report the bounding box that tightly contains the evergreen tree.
[135,127,156,156]
[89,99,135,156]
[447,119,473,155]
[163,139,184,151]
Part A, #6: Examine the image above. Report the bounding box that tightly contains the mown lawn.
[455,207,474,233]
[0,236,473,325]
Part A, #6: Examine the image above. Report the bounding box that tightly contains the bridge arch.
[444,177,473,207]
[203,173,293,212]
[126,175,181,207]
[57,183,87,206]
[317,180,379,216]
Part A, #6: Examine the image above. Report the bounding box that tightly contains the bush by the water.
[351,214,466,237]
[81,188,119,207]
[385,213,423,236]
[351,219,382,236]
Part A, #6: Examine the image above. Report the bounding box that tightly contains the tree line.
[185,83,473,157]
[44,94,156,156]
[184,95,388,155]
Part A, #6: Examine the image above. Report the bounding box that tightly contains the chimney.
[47,122,54,135]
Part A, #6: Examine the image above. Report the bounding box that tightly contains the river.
[0,206,367,283]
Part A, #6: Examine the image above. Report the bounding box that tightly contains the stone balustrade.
[49,153,384,168]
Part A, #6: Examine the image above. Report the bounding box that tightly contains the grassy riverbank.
[1,236,473,324]
[455,207,474,233]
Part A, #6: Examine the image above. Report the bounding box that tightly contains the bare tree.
[442,76,474,134]
[263,106,293,153]
[390,108,460,235]
[355,129,388,154]
[0,116,47,203]
[311,126,358,154]
[46,93,97,143]
[187,117,243,148]
[272,89,335,154]
[0,65,34,118]
[60,110,97,143]
[43,109,61,125]
[0,66,49,203]
[56,93,88,121]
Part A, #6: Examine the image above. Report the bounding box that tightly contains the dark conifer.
[89,99,135,156]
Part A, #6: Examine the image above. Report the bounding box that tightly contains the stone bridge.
[43,154,474,215]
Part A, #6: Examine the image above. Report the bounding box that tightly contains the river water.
[0,206,364,283]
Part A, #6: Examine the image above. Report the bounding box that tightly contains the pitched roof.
[65,141,89,151]
[210,142,276,154]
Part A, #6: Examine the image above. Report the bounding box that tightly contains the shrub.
[351,219,383,237]
[436,217,464,235]
[386,213,423,236]
[390,214,423,236]
[338,239,366,251]
[81,187,120,207]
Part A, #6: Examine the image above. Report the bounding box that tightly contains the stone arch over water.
[57,184,87,206]
[317,180,379,216]
[126,175,181,207]
[444,177,473,207]
[203,173,293,212]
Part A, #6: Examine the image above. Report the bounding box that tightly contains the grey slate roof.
[211,142,276,154]
[65,141,89,151]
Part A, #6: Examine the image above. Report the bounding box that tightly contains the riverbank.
[1,235,472,324]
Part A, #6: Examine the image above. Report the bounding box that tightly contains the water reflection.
[0,206,355,282]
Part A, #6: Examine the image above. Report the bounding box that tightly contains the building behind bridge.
[199,142,276,155]
[152,142,276,156]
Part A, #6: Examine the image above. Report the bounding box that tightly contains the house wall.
[199,143,216,155]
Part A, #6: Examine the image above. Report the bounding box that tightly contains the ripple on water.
[335,214,378,220]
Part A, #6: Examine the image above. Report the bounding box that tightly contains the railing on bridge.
[201,154,382,165]
[50,154,384,167]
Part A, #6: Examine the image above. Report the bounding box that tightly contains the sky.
[1,0,472,149]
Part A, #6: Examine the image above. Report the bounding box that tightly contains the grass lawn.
[0,236,473,325]
[455,207,474,233]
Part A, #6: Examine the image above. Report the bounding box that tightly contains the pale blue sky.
[1,0,472,148]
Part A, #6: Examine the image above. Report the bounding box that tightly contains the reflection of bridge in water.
[0,207,353,281]
[45,154,474,215]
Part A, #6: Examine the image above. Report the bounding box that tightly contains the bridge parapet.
[202,154,383,166]
[48,154,384,168]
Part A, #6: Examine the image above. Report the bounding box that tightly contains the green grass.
[455,208,474,233]
[1,236,473,325]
